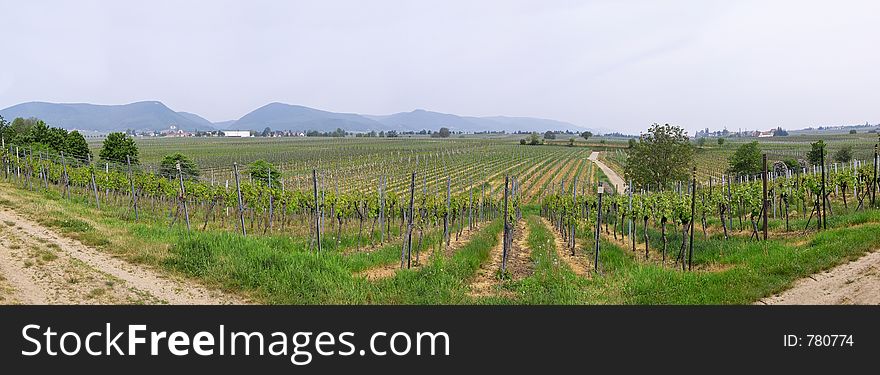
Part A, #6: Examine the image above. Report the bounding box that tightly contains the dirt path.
[0,208,247,305]
[540,217,590,276]
[759,250,880,305]
[589,151,626,194]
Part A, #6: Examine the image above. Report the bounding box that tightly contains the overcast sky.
[1,0,878,134]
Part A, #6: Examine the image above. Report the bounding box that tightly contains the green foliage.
[65,131,91,159]
[717,137,725,146]
[782,158,800,170]
[160,153,200,179]
[543,131,556,140]
[695,137,706,147]
[581,131,592,141]
[806,140,826,166]
[624,123,694,189]
[728,141,762,175]
[528,132,542,145]
[833,145,853,163]
[100,132,139,164]
[438,127,451,138]
[248,159,282,186]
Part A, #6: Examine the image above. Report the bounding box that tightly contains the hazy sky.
[2,0,878,134]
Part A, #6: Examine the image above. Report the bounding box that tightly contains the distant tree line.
[0,115,91,160]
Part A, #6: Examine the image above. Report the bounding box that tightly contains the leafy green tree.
[581,131,592,141]
[806,140,827,166]
[833,145,853,163]
[627,138,636,149]
[782,158,800,170]
[528,132,541,145]
[624,123,694,189]
[728,141,762,175]
[543,130,556,140]
[248,159,282,187]
[160,153,199,179]
[717,137,725,146]
[849,129,857,134]
[261,127,272,137]
[438,127,451,138]
[99,132,139,164]
[65,131,91,159]
[568,137,575,147]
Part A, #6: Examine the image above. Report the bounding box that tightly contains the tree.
[581,131,592,141]
[695,137,707,147]
[806,140,827,166]
[248,159,281,187]
[159,153,199,179]
[624,123,694,189]
[627,138,636,149]
[543,130,556,140]
[717,137,725,146]
[519,139,527,145]
[65,131,91,159]
[833,145,853,163]
[568,137,575,147]
[773,127,789,136]
[528,132,541,145]
[849,129,857,134]
[782,158,800,170]
[99,132,139,164]
[728,141,762,175]
[386,130,398,138]
[261,127,272,137]
[438,127,451,138]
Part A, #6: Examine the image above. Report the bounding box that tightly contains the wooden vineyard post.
[234,163,246,236]
[267,169,273,233]
[127,155,139,221]
[400,171,416,269]
[872,143,877,207]
[820,144,827,230]
[60,151,70,199]
[312,169,320,250]
[379,175,385,243]
[688,167,697,271]
[177,162,190,231]
[628,179,634,252]
[594,184,603,273]
[444,176,451,250]
[762,154,768,240]
[501,175,510,275]
[88,154,100,209]
[571,176,577,254]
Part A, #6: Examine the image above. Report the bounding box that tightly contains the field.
[1,133,878,305]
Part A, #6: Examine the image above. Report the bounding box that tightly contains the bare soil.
[0,207,247,305]
[468,220,533,297]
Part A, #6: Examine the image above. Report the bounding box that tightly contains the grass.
[3,176,880,305]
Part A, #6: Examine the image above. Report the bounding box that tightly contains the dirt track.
[0,207,247,305]
[759,250,880,305]
[588,151,626,194]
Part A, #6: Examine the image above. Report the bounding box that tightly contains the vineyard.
[1,134,879,304]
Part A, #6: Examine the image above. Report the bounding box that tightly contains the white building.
[224,130,252,137]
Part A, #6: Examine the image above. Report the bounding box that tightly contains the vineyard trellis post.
[688,167,696,271]
[234,163,246,236]
[820,143,827,230]
[126,155,139,221]
[501,174,510,275]
[872,143,877,207]
[60,151,70,199]
[401,171,415,269]
[762,154,768,240]
[88,154,100,209]
[312,169,320,250]
[594,184,603,273]
[177,162,191,231]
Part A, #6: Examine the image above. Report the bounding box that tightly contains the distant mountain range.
[0,100,599,134]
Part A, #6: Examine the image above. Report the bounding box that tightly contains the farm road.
[0,207,247,305]
[588,152,626,194]
[759,249,880,305]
